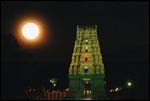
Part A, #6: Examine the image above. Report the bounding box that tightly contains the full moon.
[22,23,39,40]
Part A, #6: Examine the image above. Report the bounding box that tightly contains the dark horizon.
[1,1,149,100]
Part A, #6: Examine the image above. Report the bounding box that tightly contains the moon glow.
[22,23,39,40]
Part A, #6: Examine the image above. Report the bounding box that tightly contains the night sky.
[1,1,149,100]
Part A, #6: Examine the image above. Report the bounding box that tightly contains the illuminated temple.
[65,25,107,100]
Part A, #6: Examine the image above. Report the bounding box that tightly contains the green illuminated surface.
[65,25,107,100]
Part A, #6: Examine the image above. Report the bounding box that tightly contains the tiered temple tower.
[66,25,107,100]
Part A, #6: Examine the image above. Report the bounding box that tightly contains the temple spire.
[66,25,107,100]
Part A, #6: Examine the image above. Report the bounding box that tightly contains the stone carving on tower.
[65,25,107,100]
